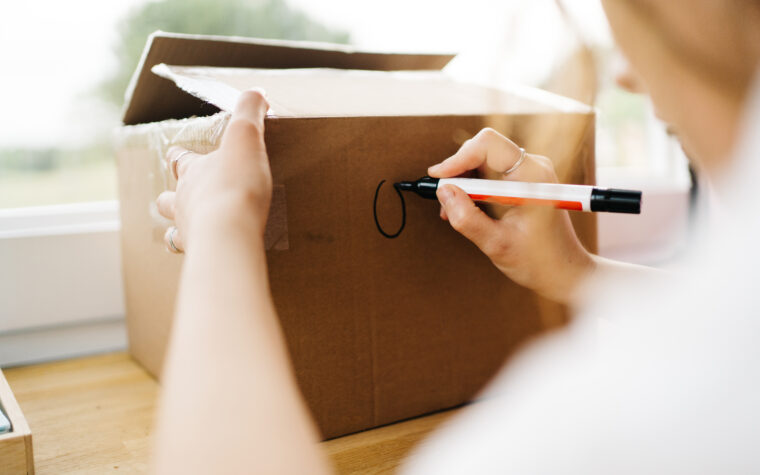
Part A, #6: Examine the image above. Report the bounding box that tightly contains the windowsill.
[0,200,119,238]
[0,200,125,366]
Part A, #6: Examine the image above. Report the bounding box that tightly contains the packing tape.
[265,185,289,251]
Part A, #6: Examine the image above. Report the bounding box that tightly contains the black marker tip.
[394,177,440,199]
[394,181,414,191]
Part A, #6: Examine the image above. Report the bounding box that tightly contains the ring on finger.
[169,150,193,180]
[166,226,182,254]
[503,147,526,176]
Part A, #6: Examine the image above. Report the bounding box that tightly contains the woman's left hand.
[155,89,272,253]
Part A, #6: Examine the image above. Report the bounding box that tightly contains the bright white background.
[0,0,609,149]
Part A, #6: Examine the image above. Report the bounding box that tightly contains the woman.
[152,0,760,473]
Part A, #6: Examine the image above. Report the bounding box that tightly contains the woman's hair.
[618,0,760,102]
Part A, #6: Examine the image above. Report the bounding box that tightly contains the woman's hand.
[429,128,595,304]
[156,90,272,253]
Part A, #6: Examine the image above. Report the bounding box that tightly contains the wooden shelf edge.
[0,369,34,475]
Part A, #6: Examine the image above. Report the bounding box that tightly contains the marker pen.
[395,176,642,214]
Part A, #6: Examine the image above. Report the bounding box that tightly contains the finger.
[221,89,269,153]
[439,205,448,221]
[428,128,523,178]
[234,89,269,125]
[164,226,184,254]
[437,184,499,251]
[156,191,176,220]
[504,154,559,184]
[166,146,201,179]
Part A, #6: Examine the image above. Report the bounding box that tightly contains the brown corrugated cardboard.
[116,32,597,439]
[123,32,455,125]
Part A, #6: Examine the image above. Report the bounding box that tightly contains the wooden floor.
[4,353,454,474]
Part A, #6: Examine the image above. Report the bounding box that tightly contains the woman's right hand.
[429,128,595,304]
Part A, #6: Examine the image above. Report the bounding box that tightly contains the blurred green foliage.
[597,87,646,128]
[99,0,350,106]
[0,144,112,172]
[1,0,349,207]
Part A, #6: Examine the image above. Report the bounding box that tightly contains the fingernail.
[249,87,267,99]
[437,186,454,205]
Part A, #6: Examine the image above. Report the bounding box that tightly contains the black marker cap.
[590,188,642,214]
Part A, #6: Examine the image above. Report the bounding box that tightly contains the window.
[3,0,685,210]
[1,0,352,209]
[0,0,352,365]
[2,0,687,365]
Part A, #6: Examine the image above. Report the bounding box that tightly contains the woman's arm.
[151,91,332,475]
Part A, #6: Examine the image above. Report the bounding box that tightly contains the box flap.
[152,64,593,118]
[123,32,456,125]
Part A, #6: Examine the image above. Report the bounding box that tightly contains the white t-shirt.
[402,74,760,474]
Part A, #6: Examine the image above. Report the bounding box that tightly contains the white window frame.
[0,201,126,367]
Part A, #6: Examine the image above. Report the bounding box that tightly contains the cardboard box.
[115,32,597,439]
[0,370,34,474]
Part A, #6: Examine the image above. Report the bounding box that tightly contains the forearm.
[565,254,664,307]
[538,249,663,306]
[591,254,661,278]
[152,212,331,475]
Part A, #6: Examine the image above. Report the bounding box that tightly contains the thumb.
[221,89,269,152]
[437,185,498,250]
[233,88,268,125]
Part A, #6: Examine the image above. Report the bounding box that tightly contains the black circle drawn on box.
[373,180,406,239]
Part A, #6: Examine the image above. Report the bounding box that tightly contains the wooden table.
[4,353,455,474]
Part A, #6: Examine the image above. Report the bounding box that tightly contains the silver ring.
[170,150,193,180]
[503,147,526,175]
[167,226,181,254]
